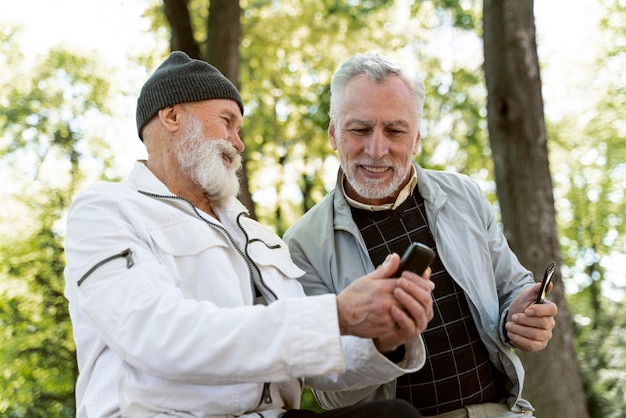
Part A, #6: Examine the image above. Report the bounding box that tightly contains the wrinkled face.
[330,75,420,206]
[174,112,242,207]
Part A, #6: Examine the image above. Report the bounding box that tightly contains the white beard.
[343,158,408,201]
[175,116,242,208]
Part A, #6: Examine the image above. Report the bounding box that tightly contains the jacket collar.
[126,160,249,217]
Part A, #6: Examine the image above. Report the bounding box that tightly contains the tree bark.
[163,0,201,58]
[482,1,588,417]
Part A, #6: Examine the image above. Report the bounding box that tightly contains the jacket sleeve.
[285,217,427,408]
[473,178,534,316]
[305,335,426,409]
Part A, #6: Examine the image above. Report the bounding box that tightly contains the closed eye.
[349,128,371,136]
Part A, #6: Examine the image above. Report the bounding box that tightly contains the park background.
[1,0,624,417]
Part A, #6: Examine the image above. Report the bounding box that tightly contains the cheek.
[337,136,364,156]
[399,136,420,157]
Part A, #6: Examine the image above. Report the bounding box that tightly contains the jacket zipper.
[77,248,134,286]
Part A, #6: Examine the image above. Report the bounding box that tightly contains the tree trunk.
[482,1,588,417]
[163,0,201,58]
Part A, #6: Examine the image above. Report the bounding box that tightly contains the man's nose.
[365,130,388,159]
[230,130,245,153]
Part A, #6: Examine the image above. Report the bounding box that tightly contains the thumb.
[369,253,400,279]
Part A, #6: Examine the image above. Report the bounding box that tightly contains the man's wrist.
[383,344,406,363]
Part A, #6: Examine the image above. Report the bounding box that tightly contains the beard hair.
[343,158,408,201]
[174,115,242,208]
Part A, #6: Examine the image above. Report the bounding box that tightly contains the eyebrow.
[344,119,409,128]
[383,120,410,129]
[344,118,373,127]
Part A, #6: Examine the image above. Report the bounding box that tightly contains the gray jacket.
[284,162,535,414]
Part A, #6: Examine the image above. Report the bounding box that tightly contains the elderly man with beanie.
[64,51,435,417]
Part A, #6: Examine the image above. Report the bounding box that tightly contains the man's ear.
[412,130,421,155]
[158,106,181,134]
[329,121,338,151]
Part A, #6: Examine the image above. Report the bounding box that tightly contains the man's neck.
[143,159,219,220]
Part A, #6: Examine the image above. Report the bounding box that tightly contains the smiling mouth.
[361,165,389,173]
[221,154,233,167]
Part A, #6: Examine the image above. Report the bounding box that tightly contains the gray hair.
[329,52,425,124]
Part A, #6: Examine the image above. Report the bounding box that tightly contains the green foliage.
[547,1,626,414]
[300,387,325,412]
[426,0,482,31]
[0,191,76,417]
[0,41,115,191]
[570,293,626,418]
[0,24,114,416]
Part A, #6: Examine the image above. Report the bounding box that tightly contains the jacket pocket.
[147,219,230,256]
[247,240,304,280]
[146,218,251,304]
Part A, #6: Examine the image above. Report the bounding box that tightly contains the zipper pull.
[262,382,272,404]
[77,248,135,286]
[121,248,135,268]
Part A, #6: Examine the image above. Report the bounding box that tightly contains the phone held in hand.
[536,261,556,304]
[393,242,436,277]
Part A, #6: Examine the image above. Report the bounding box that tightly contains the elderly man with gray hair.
[284,52,558,418]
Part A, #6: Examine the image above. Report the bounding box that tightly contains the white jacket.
[64,162,426,418]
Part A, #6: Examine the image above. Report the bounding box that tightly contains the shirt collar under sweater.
[339,165,418,211]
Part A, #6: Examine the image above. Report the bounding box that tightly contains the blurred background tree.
[0,27,115,416]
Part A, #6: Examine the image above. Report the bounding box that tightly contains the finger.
[396,277,435,317]
[525,301,558,318]
[399,273,435,293]
[393,287,432,332]
[390,304,426,340]
[390,305,416,335]
[368,253,401,280]
[399,270,434,286]
[511,312,556,330]
[506,318,554,346]
[505,327,552,352]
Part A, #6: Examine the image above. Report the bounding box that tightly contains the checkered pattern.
[350,192,506,416]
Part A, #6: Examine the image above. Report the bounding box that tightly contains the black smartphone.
[392,242,436,277]
[536,261,556,304]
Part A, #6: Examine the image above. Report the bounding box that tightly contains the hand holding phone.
[536,261,555,304]
[392,242,436,277]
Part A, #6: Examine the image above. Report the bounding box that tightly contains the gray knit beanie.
[136,51,244,140]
